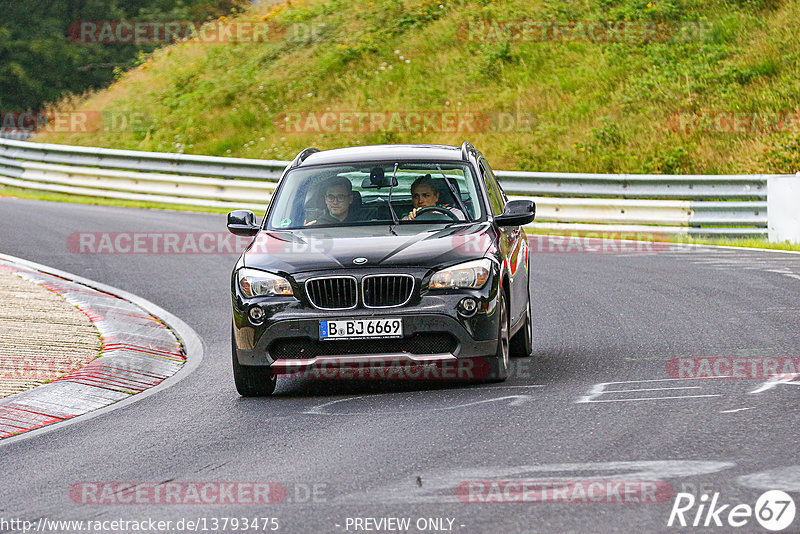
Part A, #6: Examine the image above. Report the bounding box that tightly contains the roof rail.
[291,147,320,168]
[460,142,475,162]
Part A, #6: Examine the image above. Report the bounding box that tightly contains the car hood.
[242,222,494,274]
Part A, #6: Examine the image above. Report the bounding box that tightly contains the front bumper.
[234,311,497,363]
[232,272,502,372]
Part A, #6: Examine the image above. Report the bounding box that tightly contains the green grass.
[31,0,800,175]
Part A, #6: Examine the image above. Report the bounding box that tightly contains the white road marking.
[764,268,800,280]
[738,466,800,492]
[584,394,720,403]
[303,390,542,415]
[305,395,370,415]
[610,386,702,393]
[677,252,800,275]
[720,407,754,413]
[749,373,800,394]
[483,385,545,389]
[577,378,721,404]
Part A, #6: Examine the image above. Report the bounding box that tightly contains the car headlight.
[429,258,493,290]
[238,268,293,297]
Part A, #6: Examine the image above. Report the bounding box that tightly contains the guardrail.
[0,138,791,239]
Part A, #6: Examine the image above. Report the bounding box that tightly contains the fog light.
[458,297,478,317]
[249,306,265,324]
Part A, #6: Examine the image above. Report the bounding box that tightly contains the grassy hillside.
[35,0,800,174]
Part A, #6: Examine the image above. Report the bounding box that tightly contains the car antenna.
[436,164,469,220]
[387,162,400,226]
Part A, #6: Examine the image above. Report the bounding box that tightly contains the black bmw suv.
[228,142,536,395]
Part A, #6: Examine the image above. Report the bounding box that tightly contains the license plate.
[320,318,403,340]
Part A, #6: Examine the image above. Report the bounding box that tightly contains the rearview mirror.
[361,167,398,188]
[227,210,260,236]
[495,200,536,227]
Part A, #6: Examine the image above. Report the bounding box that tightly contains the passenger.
[404,174,464,221]
[307,176,359,225]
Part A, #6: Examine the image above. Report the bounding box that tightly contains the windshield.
[265,162,482,230]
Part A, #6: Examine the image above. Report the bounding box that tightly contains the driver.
[404,174,464,221]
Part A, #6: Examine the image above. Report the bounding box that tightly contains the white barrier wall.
[768,174,800,244]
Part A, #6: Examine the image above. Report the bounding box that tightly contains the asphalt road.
[1,197,799,534]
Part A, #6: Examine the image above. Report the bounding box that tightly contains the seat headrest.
[431,178,460,206]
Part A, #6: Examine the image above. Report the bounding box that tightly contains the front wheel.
[487,293,510,382]
[510,298,533,357]
[232,327,276,396]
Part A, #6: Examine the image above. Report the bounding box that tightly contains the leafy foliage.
[0,0,247,111]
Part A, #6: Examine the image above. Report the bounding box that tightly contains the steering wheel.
[413,206,460,221]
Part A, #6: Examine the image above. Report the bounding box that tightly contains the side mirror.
[227,210,260,236]
[495,200,536,227]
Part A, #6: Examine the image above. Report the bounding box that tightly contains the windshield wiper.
[436,164,469,221]
[386,162,400,225]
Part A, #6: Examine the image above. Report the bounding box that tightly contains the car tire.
[232,327,276,396]
[487,293,510,382]
[510,299,533,358]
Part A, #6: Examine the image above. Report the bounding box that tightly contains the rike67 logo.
[668,490,796,531]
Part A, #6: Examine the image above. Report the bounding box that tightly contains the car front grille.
[270,333,458,359]
[305,274,416,309]
[305,277,357,310]
[362,274,414,308]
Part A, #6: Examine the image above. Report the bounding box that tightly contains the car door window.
[480,160,504,216]
[487,161,509,205]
